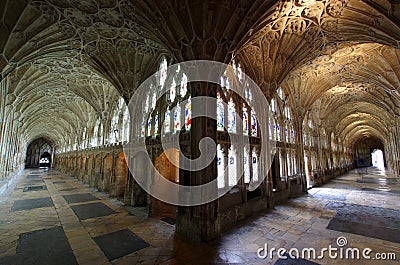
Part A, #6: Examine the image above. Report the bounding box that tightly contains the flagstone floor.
[0,167,399,264]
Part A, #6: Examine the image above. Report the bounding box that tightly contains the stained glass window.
[217,93,224,131]
[228,148,237,186]
[147,115,152,136]
[243,104,248,135]
[228,98,236,133]
[180,74,187,97]
[154,112,159,135]
[174,105,181,132]
[159,58,167,87]
[217,145,225,189]
[170,79,176,102]
[164,108,171,133]
[251,109,257,137]
[185,97,191,130]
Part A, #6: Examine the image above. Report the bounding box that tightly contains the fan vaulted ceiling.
[1,0,399,149]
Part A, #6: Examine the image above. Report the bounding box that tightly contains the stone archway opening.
[39,152,51,168]
[371,149,385,169]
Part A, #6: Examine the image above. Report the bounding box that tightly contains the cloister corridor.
[0,167,398,265]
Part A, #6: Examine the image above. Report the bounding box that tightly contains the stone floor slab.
[93,229,150,261]
[70,202,116,220]
[11,197,54,211]
[23,185,47,192]
[63,193,99,204]
[0,226,78,265]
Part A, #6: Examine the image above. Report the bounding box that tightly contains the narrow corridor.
[0,167,399,264]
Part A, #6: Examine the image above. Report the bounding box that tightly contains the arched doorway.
[25,138,53,168]
[371,149,385,169]
[150,148,179,219]
[39,152,51,168]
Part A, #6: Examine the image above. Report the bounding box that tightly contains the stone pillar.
[176,82,220,242]
[295,116,307,192]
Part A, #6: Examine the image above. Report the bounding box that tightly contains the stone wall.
[54,143,146,205]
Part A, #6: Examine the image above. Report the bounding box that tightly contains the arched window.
[269,116,275,140]
[243,103,249,135]
[174,105,181,132]
[169,79,176,102]
[228,98,236,133]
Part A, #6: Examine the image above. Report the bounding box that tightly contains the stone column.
[176,82,220,242]
[295,116,307,192]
